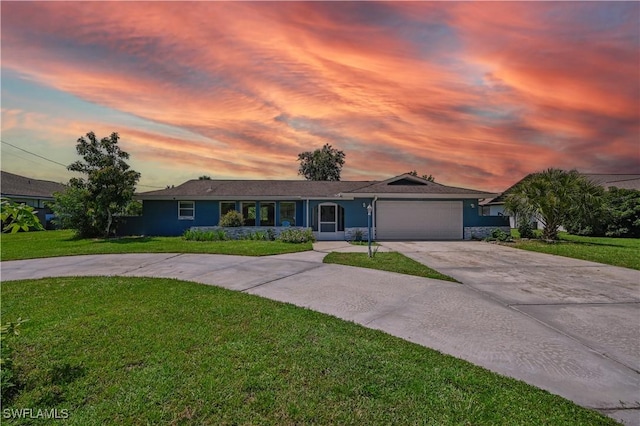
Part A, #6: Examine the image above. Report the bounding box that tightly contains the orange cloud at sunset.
[1,2,638,192]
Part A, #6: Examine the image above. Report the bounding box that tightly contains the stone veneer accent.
[464,226,511,240]
[191,226,309,239]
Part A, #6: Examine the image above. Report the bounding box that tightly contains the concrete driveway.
[2,245,639,424]
[383,241,640,425]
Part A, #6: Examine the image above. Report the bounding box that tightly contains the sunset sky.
[1,1,638,192]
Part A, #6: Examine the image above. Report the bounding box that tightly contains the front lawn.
[324,252,458,282]
[0,230,312,261]
[511,232,640,270]
[1,276,614,425]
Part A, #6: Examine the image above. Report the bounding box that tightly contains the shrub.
[278,228,316,243]
[485,228,512,242]
[183,229,228,241]
[1,198,44,233]
[1,318,28,402]
[518,221,536,239]
[219,210,244,227]
[352,229,364,242]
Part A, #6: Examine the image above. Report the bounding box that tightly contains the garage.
[376,200,463,240]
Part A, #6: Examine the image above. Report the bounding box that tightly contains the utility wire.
[0,138,164,189]
[1,139,69,168]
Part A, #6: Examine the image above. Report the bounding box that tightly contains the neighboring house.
[131,173,509,240]
[481,173,640,228]
[1,171,67,229]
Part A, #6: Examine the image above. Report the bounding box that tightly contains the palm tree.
[504,169,603,240]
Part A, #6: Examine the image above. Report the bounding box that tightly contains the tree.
[407,170,435,182]
[198,175,211,180]
[0,198,45,233]
[565,187,640,238]
[504,168,603,240]
[298,144,345,181]
[52,132,140,237]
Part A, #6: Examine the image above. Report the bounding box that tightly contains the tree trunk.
[105,208,113,237]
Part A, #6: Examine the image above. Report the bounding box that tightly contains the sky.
[1,1,639,192]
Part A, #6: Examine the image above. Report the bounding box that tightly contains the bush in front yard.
[278,228,316,243]
[183,229,228,241]
[219,211,244,227]
[517,221,536,239]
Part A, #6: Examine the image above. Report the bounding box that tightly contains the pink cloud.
[1,2,637,192]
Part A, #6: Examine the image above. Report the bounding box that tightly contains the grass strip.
[324,252,458,282]
[1,276,614,425]
[510,232,640,270]
[0,230,312,261]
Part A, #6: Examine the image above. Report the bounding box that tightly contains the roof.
[1,171,66,199]
[138,174,496,200]
[482,172,640,205]
[582,174,640,191]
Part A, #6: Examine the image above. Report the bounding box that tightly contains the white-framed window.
[279,202,296,226]
[241,202,256,226]
[178,201,195,220]
[220,201,236,216]
[260,202,275,226]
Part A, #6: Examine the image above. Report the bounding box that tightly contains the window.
[279,202,296,226]
[220,201,236,216]
[241,202,256,226]
[178,201,195,220]
[260,202,275,226]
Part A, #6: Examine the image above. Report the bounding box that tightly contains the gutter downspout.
[372,196,378,240]
[305,199,309,228]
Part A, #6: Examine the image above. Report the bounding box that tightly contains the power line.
[0,138,163,189]
[1,139,69,168]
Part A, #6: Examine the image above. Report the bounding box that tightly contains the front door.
[317,203,344,240]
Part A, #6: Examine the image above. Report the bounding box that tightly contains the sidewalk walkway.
[312,241,392,253]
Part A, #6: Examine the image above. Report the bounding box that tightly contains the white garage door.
[376,201,463,240]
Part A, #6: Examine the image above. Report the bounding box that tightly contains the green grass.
[0,230,312,261]
[511,232,640,270]
[1,276,614,425]
[324,252,458,282]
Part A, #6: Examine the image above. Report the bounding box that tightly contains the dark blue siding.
[140,200,220,236]
[463,199,510,227]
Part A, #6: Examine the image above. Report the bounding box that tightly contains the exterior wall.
[138,199,307,236]
[136,197,509,239]
[307,198,373,230]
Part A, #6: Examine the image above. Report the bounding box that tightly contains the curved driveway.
[2,242,639,425]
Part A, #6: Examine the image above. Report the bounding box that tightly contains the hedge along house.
[130,174,509,240]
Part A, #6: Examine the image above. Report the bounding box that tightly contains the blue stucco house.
[129,174,509,240]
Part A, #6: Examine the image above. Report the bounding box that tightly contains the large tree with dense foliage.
[565,187,640,238]
[297,144,346,181]
[52,132,140,237]
[504,169,603,240]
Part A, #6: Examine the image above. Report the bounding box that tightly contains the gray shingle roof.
[582,174,640,191]
[1,171,66,199]
[138,174,495,199]
[482,172,640,205]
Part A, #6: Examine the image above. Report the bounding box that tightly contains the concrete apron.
[381,241,640,426]
[2,249,639,425]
